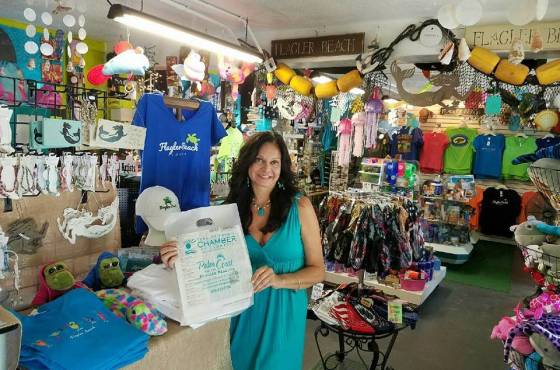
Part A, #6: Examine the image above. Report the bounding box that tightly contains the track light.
[312,75,333,84]
[349,87,365,95]
[107,4,263,63]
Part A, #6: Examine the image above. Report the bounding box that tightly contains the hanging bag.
[164,204,254,326]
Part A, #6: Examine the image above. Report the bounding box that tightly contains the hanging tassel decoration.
[352,112,366,157]
[337,118,352,167]
[364,87,384,149]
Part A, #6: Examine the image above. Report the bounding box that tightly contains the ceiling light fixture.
[107,4,263,63]
[349,87,365,95]
[312,75,333,84]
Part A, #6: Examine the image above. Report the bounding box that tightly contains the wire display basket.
[509,347,560,370]
[528,159,560,224]
[519,244,560,286]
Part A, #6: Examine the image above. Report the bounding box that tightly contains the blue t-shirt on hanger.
[389,126,423,161]
[133,93,227,234]
[473,134,505,179]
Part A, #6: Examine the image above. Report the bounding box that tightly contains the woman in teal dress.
[161,131,325,370]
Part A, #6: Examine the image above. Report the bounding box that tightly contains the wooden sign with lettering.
[271,33,364,59]
[465,22,560,51]
[440,107,484,116]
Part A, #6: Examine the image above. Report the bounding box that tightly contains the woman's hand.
[251,266,280,293]
[160,240,178,268]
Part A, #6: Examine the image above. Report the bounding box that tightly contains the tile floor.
[303,248,534,370]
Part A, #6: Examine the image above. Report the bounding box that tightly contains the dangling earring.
[277,181,285,190]
[246,178,251,188]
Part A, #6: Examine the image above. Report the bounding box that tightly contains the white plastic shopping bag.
[164,204,254,326]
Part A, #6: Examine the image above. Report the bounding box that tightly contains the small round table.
[313,318,408,370]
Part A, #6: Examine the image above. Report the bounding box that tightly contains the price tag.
[388,300,403,324]
[310,283,324,301]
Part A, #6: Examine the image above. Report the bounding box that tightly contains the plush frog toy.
[31,261,88,306]
[96,288,167,336]
[83,251,125,291]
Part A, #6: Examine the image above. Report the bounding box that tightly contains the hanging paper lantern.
[437,4,459,30]
[507,0,536,26]
[536,0,549,20]
[455,0,482,26]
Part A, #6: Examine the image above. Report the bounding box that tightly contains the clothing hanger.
[543,133,556,139]
[484,126,496,136]
[495,183,508,190]
[515,132,529,139]
[163,96,200,121]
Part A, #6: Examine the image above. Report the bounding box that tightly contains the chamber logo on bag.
[160,196,177,210]
[158,132,200,156]
[184,241,196,255]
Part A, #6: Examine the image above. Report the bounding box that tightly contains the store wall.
[0,17,107,89]
[0,189,120,309]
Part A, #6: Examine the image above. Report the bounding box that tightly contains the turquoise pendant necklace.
[252,199,271,217]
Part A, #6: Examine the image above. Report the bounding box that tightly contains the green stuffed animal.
[31,261,88,306]
[99,256,125,289]
[83,251,125,291]
[44,262,75,291]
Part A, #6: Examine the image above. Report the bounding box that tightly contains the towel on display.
[15,289,149,370]
[512,143,560,165]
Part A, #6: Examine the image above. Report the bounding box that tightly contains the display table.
[425,242,473,265]
[125,318,232,370]
[313,315,408,370]
[324,267,447,306]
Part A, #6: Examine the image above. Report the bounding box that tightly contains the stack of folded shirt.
[15,289,149,370]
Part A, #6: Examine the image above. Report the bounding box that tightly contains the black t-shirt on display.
[479,187,522,237]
